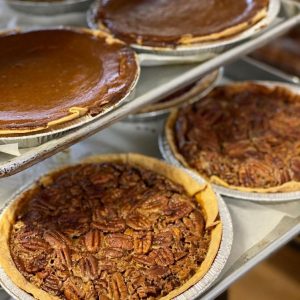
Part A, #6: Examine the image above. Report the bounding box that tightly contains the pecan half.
[126,212,152,231]
[105,234,133,250]
[44,230,70,248]
[42,274,62,295]
[164,195,194,220]
[133,232,152,254]
[102,248,124,259]
[153,231,173,247]
[80,255,99,280]
[153,248,174,267]
[110,272,128,300]
[56,247,72,270]
[63,277,85,300]
[19,237,49,253]
[85,230,102,253]
[92,219,126,233]
[132,254,156,266]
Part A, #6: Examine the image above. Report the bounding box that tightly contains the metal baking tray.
[0,0,299,178]
[0,163,233,300]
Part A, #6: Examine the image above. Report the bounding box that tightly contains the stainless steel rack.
[0,0,299,178]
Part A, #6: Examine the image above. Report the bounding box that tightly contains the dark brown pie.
[166,83,300,193]
[251,26,300,77]
[0,154,221,300]
[95,0,269,47]
[0,29,138,135]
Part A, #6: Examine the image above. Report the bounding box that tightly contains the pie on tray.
[251,26,300,77]
[95,0,269,47]
[166,82,300,193]
[0,153,222,300]
[0,28,138,136]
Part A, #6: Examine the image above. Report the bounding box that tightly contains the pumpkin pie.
[0,153,221,300]
[95,0,269,47]
[0,28,138,136]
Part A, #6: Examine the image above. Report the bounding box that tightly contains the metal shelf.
[0,0,299,177]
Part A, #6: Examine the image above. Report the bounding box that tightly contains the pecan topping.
[174,83,300,188]
[9,162,209,300]
[85,230,102,253]
[110,272,128,300]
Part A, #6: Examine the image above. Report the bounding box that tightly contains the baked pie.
[166,83,300,193]
[0,28,138,136]
[251,26,300,77]
[0,154,221,300]
[95,0,269,47]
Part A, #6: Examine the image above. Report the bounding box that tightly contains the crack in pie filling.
[0,154,221,300]
[0,29,138,135]
[166,83,300,193]
[95,0,269,47]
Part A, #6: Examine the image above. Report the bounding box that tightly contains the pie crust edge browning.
[0,153,222,300]
[165,83,300,193]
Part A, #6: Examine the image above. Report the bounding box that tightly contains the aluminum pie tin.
[0,162,233,300]
[87,0,280,58]
[6,0,94,15]
[126,68,222,122]
[0,28,140,149]
[159,81,300,202]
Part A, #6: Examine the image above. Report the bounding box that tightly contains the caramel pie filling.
[173,83,300,189]
[9,162,210,299]
[97,0,268,47]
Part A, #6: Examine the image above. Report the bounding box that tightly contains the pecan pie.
[0,29,138,135]
[94,0,269,47]
[0,154,221,300]
[251,26,300,77]
[166,83,300,193]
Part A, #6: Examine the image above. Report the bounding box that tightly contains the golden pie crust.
[95,0,269,47]
[166,83,300,193]
[0,29,139,136]
[0,153,222,300]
